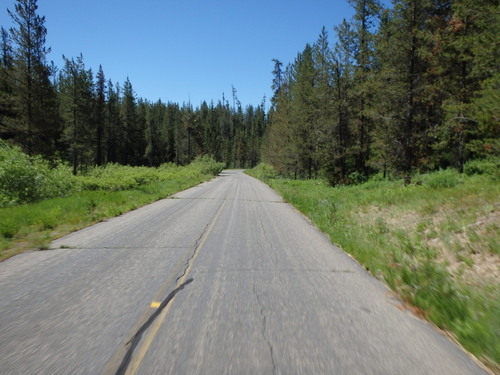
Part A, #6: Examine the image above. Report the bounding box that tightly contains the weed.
[488,239,500,254]
[457,254,474,267]
[426,229,438,239]
[416,220,429,233]
[375,217,390,234]
[453,288,500,364]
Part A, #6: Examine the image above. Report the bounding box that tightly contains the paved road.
[0,171,489,374]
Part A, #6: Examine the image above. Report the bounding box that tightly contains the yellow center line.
[125,195,228,375]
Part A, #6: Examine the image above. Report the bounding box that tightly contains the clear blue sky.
[1,0,390,108]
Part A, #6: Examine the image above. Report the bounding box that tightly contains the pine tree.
[271,59,284,97]
[121,78,143,165]
[164,102,180,163]
[327,20,355,184]
[106,80,121,163]
[95,65,106,165]
[264,60,301,176]
[289,44,319,178]
[7,0,60,156]
[179,102,195,164]
[312,27,335,177]
[199,101,213,158]
[144,99,166,166]
[0,27,16,140]
[432,0,499,169]
[469,73,500,157]
[373,0,434,178]
[348,0,381,175]
[136,98,148,164]
[58,55,94,174]
[218,98,233,166]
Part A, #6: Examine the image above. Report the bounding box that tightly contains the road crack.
[253,285,277,375]
[105,195,229,375]
[113,278,193,375]
[175,221,210,284]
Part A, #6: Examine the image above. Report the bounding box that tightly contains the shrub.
[0,144,75,207]
[0,146,224,207]
[424,168,462,189]
[348,171,368,185]
[464,158,500,179]
[77,164,161,191]
[189,155,225,175]
[246,163,278,181]
[76,157,223,192]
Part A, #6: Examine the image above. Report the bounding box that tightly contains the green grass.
[0,157,224,260]
[247,162,500,370]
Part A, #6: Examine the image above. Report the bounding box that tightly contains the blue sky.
[1,0,390,108]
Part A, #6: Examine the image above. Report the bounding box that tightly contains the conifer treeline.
[1,0,498,182]
[0,0,266,173]
[263,0,498,184]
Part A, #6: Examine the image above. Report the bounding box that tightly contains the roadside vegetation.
[1,0,498,368]
[0,145,224,261]
[247,159,499,371]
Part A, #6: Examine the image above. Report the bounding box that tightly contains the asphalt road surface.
[0,170,490,374]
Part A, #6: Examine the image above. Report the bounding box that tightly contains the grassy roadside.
[0,157,224,261]
[247,162,499,371]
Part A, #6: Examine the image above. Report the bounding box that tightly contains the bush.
[0,144,75,207]
[76,156,223,192]
[77,164,162,191]
[245,163,278,181]
[348,171,368,185]
[189,155,225,175]
[361,173,393,190]
[424,168,462,189]
[0,146,225,207]
[464,158,500,179]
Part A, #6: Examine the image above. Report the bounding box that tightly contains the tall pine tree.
[58,55,94,174]
[0,27,16,139]
[7,0,59,156]
[348,0,381,175]
[95,65,106,165]
[373,0,433,178]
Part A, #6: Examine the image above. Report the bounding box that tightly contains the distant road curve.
[0,170,490,374]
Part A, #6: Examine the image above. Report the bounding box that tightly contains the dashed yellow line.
[150,302,161,308]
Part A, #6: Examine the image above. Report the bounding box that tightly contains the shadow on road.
[115,278,194,375]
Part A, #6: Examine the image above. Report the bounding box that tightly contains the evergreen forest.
[0,1,266,173]
[264,0,498,184]
[0,0,498,183]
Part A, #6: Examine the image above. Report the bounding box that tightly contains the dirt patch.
[356,204,500,286]
[356,206,419,233]
[431,208,499,285]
